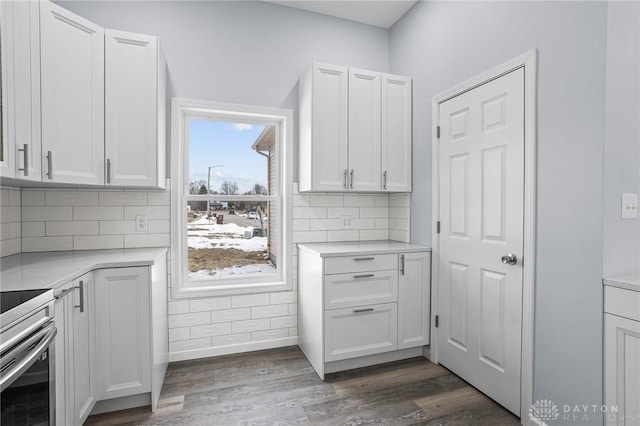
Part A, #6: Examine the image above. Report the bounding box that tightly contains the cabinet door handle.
[400,254,405,275]
[107,158,112,184]
[46,151,53,180]
[350,169,354,189]
[353,274,374,279]
[354,257,375,261]
[54,287,74,300]
[18,144,29,176]
[353,308,374,313]
[75,280,84,313]
[383,170,387,190]
[344,169,348,189]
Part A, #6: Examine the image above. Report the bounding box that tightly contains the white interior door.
[437,68,525,415]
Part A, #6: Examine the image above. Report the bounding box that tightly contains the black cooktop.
[1,289,50,315]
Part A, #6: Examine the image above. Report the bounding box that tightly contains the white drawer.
[324,270,398,310]
[324,302,397,362]
[324,254,398,275]
[605,286,640,322]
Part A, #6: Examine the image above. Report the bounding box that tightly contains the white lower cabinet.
[53,255,168,424]
[54,272,96,426]
[94,267,151,400]
[298,243,431,379]
[604,284,640,426]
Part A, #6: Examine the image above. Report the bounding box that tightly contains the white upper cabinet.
[381,73,412,192]
[40,1,105,185]
[298,62,412,193]
[0,0,42,181]
[105,29,166,188]
[348,68,381,191]
[299,63,349,192]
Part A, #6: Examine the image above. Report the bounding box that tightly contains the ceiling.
[262,1,418,29]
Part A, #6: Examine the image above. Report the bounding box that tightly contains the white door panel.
[438,68,524,415]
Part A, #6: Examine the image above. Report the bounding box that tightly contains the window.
[171,99,292,297]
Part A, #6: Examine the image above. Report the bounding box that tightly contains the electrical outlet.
[621,193,638,219]
[341,216,353,230]
[135,215,148,232]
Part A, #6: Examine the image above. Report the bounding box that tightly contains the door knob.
[501,253,518,265]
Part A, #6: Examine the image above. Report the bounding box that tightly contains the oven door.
[1,322,56,426]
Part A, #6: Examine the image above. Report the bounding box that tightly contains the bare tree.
[220,181,239,195]
[252,183,267,195]
[189,179,207,194]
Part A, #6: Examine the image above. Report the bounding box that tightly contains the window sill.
[171,280,292,299]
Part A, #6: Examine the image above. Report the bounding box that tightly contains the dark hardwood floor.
[85,346,520,425]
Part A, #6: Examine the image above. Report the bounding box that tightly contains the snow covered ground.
[187,214,272,279]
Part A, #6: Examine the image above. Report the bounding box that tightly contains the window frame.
[170,98,293,298]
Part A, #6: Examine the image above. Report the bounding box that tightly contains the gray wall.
[389,1,608,421]
[57,0,390,179]
[603,1,640,276]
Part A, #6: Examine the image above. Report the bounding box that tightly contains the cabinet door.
[105,30,161,188]
[397,252,431,349]
[72,273,96,424]
[0,0,41,180]
[325,302,397,362]
[54,282,73,426]
[40,1,104,184]
[310,63,348,191]
[94,267,151,400]
[381,74,412,192]
[348,68,381,192]
[604,313,640,426]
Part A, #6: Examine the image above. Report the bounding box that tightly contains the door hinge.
[435,315,439,328]
[436,221,441,234]
[436,126,440,139]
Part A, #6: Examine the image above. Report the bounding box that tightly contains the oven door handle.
[0,323,57,392]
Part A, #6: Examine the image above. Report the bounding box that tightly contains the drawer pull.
[354,257,375,261]
[353,274,374,279]
[353,308,374,313]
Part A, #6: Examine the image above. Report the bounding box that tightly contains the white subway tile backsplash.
[22,236,73,252]
[212,333,251,347]
[375,218,389,229]
[169,312,211,329]
[191,322,232,339]
[232,318,270,334]
[389,218,410,232]
[359,207,389,218]
[360,229,389,240]
[73,206,123,221]
[211,308,251,324]
[124,233,170,248]
[270,291,297,305]
[251,304,288,319]
[190,297,231,312]
[310,218,342,231]
[292,206,327,219]
[170,338,212,353]
[292,230,327,243]
[8,189,21,206]
[231,293,270,308]
[1,207,21,223]
[169,300,190,315]
[0,239,20,257]
[251,328,288,341]
[100,191,148,206]
[389,229,410,243]
[353,218,375,230]
[99,220,135,235]
[149,219,170,233]
[47,221,99,236]
[270,315,297,329]
[22,222,45,237]
[147,191,170,206]
[124,205,170,220]
[326,207,359,218]
[309,195,343,207]
[292,219,310,232]
[74,235,124,250]
[343,195,375,207]
[169,327,190,342]
[327,230,360,242]
[45,191,98,206]
[374,195,389,207]
[21,190,44,206]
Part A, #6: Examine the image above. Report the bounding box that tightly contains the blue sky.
[189,120,267,194]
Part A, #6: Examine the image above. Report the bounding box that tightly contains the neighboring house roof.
[252,126,275,153]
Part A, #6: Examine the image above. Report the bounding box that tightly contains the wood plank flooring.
[85,346,520,425]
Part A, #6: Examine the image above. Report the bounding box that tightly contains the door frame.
[430,49,537,423]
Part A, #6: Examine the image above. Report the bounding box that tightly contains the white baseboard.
[169,336,298,362]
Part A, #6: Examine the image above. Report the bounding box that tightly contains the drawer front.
[325,270,398,310]
[324,303,397,362]
[324,254,398,275]
[605,286,640,321]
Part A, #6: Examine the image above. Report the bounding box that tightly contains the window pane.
[186,200,277,280]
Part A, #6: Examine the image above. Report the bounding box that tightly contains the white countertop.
[298,240,431,257]
[0,248,167,292]
[603,274,640,293]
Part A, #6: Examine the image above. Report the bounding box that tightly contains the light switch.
[621,193,638,219]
